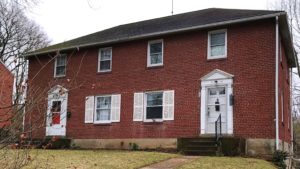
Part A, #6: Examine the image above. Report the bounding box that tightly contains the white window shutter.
[111,94,121,122]
[133,93,144,121]
[163,90,174,120]
[85,96,94,123]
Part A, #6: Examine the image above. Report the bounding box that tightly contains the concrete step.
[178,137,219,156]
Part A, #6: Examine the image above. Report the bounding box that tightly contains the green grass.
[177,157,276,169]
[0,149,178,169]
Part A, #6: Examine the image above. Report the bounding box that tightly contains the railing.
[215,114,222,142]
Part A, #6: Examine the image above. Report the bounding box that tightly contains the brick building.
[0,61,13,127]
[25,8,298,155]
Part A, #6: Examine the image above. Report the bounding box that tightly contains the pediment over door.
[201,69,234,81]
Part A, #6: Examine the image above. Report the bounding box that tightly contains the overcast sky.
[28,0,277,44]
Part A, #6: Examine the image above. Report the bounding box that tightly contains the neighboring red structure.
[0,61,13,127]
[25,8,298,155]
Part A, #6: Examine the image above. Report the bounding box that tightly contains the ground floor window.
[95,96,111,123]
[146,92,163,119]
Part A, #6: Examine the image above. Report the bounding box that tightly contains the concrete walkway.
[140,156,198,169]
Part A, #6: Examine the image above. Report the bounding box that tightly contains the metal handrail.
[215,114,222,142]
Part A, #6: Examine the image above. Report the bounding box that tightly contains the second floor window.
[147,40,163,67]
[208,29,227,59]
[54,55,67,77]
[98,47,112,72]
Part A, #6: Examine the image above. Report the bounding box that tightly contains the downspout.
[275,16,279,150]
[290,68,293,153]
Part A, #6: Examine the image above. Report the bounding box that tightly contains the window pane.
[146,106,163,119]
[147,93,163,106]
[211,46,225,56]
[150,42,162,54]
[211,33,225,46]
[98,96,111,109]
[100,49,111,61]
[219,87,226,95]
[100,60,111,71]
[51,101,61,112]
[99,109,110,120]
[150,53,162,65]
[57,56,66,66]
[56,66,66,76]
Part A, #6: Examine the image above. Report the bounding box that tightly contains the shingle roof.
[26,8,284,56]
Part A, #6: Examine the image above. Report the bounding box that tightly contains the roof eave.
[25,12,286,57]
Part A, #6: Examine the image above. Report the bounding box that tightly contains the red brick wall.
[0,63,13,127]
[26,19,289,141]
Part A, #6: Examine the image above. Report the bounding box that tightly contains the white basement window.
[147,40,163,67]
[208,29,227,59]
[98,47,112,72]
[54,54,67,77]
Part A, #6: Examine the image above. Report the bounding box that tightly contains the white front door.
[46,86,68,136]
[205,87,227,133]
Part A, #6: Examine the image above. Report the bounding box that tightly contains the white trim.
[54,54,67,78]
[200,69,233,134]
[98,47,112,73]
[147,39,164,67]
[207,29,227,60]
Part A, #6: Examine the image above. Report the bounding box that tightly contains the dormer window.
[208,29,227,59]
[147,40,163,67]
[54,54,67,77]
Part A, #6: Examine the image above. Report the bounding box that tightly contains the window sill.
[146,65,164,70]
[97,71,112,75]
[207,57,227,62]
[54,75,66,79]
[93,122,112,126]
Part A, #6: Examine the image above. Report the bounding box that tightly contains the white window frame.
[54,54,67,78]
[94,95,112,124]
[207,29,227,60]
[98,47,112,73]
[147,39,164,67]
[144,91,164,122]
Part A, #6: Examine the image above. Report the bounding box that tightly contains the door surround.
[200,69,233,135]
[46,85,68,136]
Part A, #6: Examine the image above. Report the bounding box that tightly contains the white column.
[200,86,206,134]
[227,82,233,134]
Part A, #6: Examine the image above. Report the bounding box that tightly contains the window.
[208,29,227,59]
[51,101,61,125]
[85,94,121,124]
[133,90,174,122]
[98,47,112,72]
[54,55,67,77]
[146,92,163,119]
[95,96,111,123]
[147,40,163,67]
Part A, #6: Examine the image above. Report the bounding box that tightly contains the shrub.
[272,150,288,169]
[129,142,139,151]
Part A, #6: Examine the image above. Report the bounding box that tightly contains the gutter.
[275,16,279,150]
[25,12,286,57]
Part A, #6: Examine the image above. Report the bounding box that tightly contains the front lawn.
[177,156,276,169]
[0,149,178,169]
